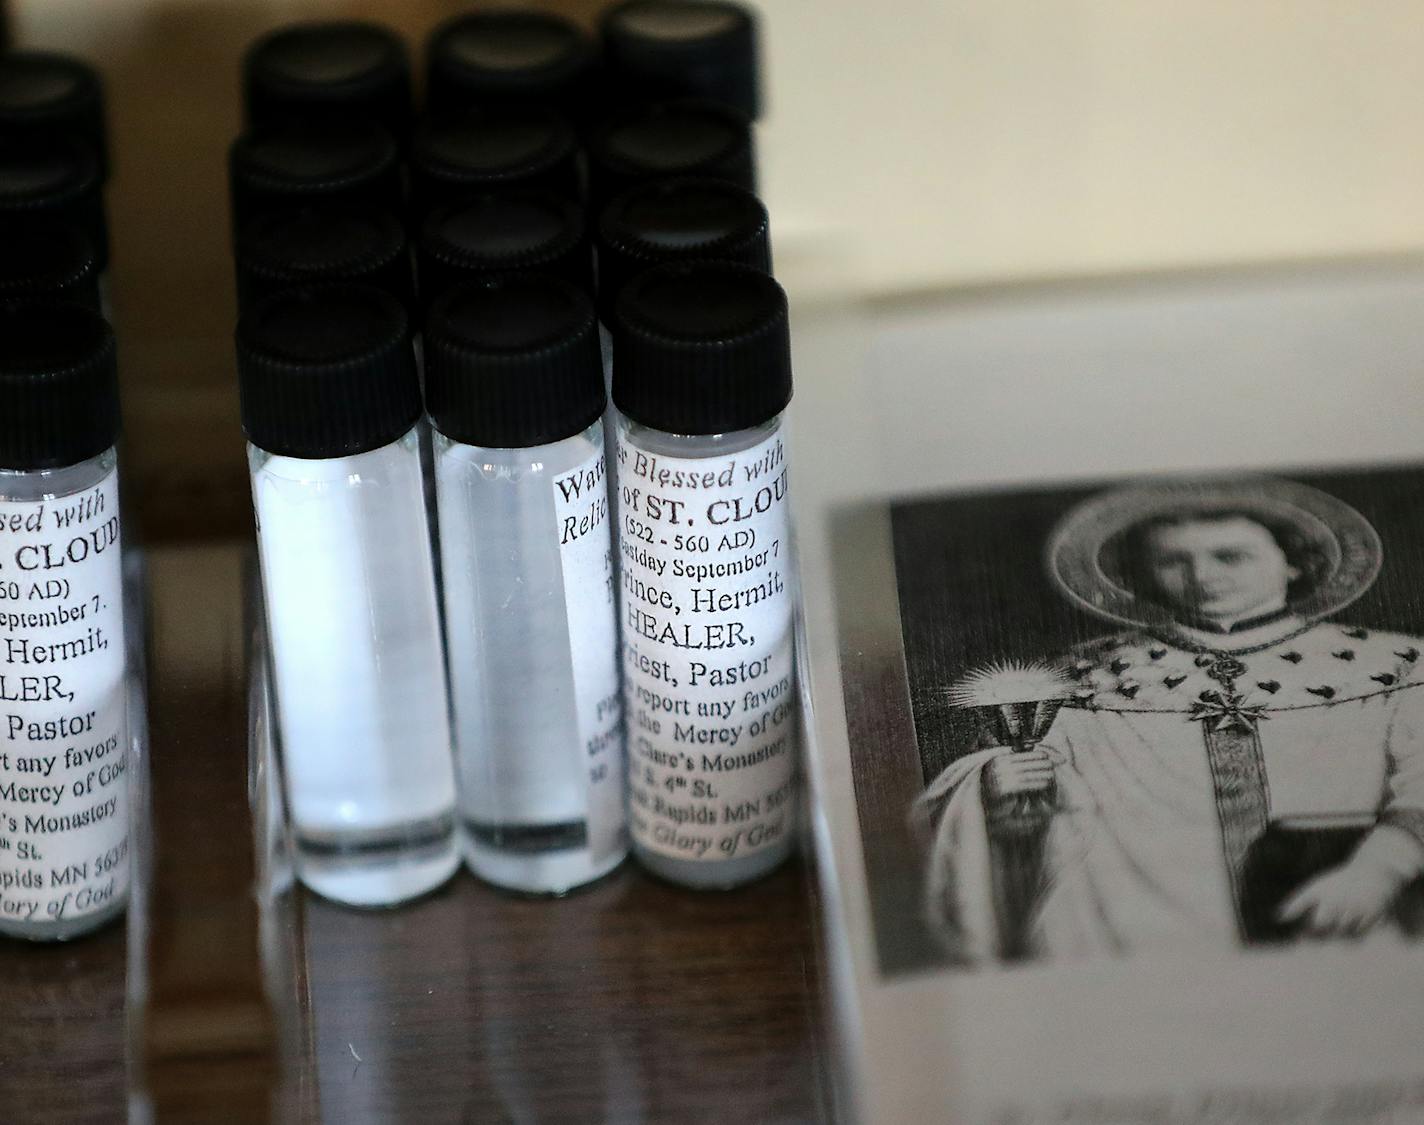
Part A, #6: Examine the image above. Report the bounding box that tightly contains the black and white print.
[842,467,1424,975]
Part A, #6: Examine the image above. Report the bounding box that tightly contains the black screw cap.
[612,260,790,436]
[587,98,754,210]
[600,1,760,119]
[243,21,411,139]
[229,118,402,233]
[0,50,109,178]
[425,10,598,120]
[0,301,118,470]
[417,190,592,304]
[235,206,411,313]
[425,275,604,449]
[0,136,107,268]
[410,105,581,213]
[596,176,769,317]
[0,218,101,311]
[237,284,421,459]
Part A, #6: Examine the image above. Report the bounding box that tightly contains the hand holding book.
[1278,824,1424,937]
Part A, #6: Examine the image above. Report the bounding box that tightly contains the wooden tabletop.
[288,860,830,1123]
[0,856,829,1123]
[0,923,128,1124]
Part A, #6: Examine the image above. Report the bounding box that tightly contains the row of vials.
[233,6,798,906]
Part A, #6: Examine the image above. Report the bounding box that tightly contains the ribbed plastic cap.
[426,276,604,448]
[236,284,420,458]
[242,21,411,139]
[0,302,118,470]
[600,1,760,120]
[235,207,410,313]
[425,10,598,118]
[417,191,592,304]
[587,99,754,208]
[410,106,580,212]
[0,136,107,268]
[596,177,769,317]
[613,260,790,435]
[0,218,101,311]
[229,119,401,232]
[0,50,109,179]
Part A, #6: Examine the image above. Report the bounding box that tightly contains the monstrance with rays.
[944,660,1073,765]
[941,660,1073,959]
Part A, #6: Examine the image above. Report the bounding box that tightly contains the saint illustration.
[919,476,1424,965]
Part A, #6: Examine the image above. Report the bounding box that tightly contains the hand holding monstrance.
[943,661,1073,833]
[936,660,1074,957]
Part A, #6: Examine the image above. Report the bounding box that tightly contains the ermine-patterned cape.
[919,622,1424,965]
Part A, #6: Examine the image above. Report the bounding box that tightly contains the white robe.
[922,621,1424,964]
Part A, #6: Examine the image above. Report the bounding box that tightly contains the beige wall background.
[759,1,1424,292]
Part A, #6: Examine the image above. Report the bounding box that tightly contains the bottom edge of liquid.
[463,819,626,895]
[293,815,459,908]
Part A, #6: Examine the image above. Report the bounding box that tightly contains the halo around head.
[1046,474,1382,632]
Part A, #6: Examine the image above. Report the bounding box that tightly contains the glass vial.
[0,303,129,940]
[237,284,458,907]
[612,261,796,888]
[426,276,625,894]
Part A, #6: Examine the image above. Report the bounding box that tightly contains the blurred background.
[8,0,1424,533]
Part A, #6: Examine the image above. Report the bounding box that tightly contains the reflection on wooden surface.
[135,544,278,1122]
[292,861,828,1122]
[0,925,127,1123]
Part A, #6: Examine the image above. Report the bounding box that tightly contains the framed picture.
[837,466,1424,977]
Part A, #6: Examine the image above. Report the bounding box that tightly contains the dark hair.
[1104,506,1331,607]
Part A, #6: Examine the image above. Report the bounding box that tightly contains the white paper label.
[0,469,128,928]
[552,443,626,862]
[616,427,797,863]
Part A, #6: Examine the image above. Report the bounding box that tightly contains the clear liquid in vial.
[437,423,626,894]
[252,428,459,907]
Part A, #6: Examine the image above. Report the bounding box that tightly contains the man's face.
[1142,517,1299,624]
